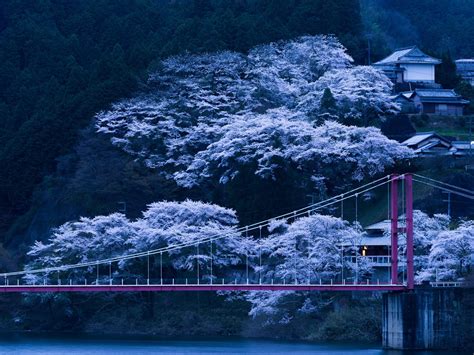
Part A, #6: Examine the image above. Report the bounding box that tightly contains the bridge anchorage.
[0,173,472,294]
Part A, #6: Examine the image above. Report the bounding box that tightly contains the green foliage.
[456,81,474,115]
[436,52,460,89]
[381,114,416,142]
[320,88,337,114]
[308,300,382,343]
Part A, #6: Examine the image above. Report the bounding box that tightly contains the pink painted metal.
[0,284,407,293]
[390,174,399,284]
[405,174,414,290]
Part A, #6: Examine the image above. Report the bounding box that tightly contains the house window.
[423,103,435,113]
[438,104,448,112]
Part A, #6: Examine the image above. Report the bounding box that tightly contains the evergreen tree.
[320,87,337,113]
[436,52,460,89]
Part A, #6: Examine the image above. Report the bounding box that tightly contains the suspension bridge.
[1,173,472,293]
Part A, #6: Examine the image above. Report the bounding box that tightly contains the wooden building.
[401,132,453,156]
[374,46,441,84]
[456,59,474,85]
[409,89,469,116]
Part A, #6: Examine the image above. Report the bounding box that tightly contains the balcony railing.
[430,281,463,288]
[343,256,406,266]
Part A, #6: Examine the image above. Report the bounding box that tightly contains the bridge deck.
[0,284,407,293]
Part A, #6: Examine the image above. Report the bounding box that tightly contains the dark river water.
[0,335,464,354]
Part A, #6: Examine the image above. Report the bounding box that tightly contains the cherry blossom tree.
[96,35,403,185]
[25,200,244,284]
[173,112,413,188]
[243,214,367,323]
[299,66,399,125]
[418,220,474,282]
[26,213,136,283]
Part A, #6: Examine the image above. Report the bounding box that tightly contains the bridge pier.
[382,287,473,350]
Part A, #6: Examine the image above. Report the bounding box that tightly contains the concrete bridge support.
[382,287,473,350]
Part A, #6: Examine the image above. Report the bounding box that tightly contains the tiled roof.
[374,46,441,65]
[402,132,438,146]
[452,141,474,150]
[415,89,458,97]
[365,217,407,231]
[413,89,469,104]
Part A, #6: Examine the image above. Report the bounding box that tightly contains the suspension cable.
[414,174,474,195]
[1,176,396,278]
[413,178,474,200]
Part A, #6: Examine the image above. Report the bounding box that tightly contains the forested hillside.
[3,0,474,248]
[362,0,474,60]
[0,0,365,243]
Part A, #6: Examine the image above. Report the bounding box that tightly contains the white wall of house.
[400,63,435,82]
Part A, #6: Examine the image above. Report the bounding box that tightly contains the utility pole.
[469,115,472,157]
[118,201,127,214]
[306,194,315,214]
[442,191,451,217]
[367,38,372,65]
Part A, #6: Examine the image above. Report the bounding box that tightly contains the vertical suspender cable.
[341,194,344,219]
[387,178,390,220]
[197,243,200,285]
[294,241,297,284]
[147,251,150,285]
[341,244,344,282]
[355,193,359,224]
[96,261,99,285]
[355,193,359,284]
[259,226,262,284]
[245,227,249,284]
[210,239,213,284]
[160,252,163,285]
[109,262,112,285]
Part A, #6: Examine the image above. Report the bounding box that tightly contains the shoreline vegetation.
[0,294,382,344]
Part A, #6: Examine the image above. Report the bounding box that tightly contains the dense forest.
[0,0,364,247]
